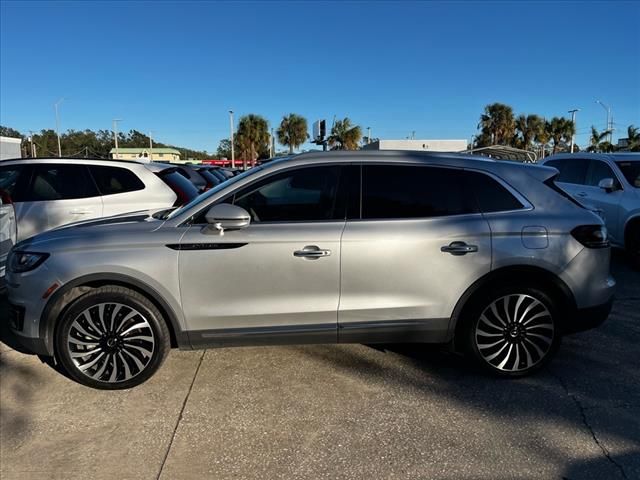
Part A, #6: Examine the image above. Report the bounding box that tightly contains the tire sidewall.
[462,285,561,378]
[55,288,169,390]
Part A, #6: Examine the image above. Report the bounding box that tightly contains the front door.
[177,165,349,346]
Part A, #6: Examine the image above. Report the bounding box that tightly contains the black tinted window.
[362,165,476,219]
[586,160,618,187]
[545,159,588,184]
[466,171,524,212]
[0,165,28,201]
[89,165,145,195]
[615,161,640,188]
[158,170,200,205]
[26,164,98,201]
[233,166,342,222]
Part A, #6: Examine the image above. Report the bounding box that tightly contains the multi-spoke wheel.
[461,287,560,377]
[56,286,170,389]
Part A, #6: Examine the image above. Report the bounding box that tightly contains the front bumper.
[563,296,614,335]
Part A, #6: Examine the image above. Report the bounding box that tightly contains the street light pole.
[367,127,371,144]
[596,100,612,144]
[112,119,122,159]
[54,98,64,157]
[229,110,235,168]
[568,109,579,153]
[148,131,153,161]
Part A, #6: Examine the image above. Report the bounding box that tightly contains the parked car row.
[6,151,618,389]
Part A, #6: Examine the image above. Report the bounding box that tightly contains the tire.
[459,285,561,377]
[55,285,171,390]
[626,224,640,271]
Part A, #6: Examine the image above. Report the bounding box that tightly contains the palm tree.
[535,121,551,159]
[478,103,516,146]
[548,117,575,154]
[276,114,309,154]
[587,126,613,153]
[515,114,543,151]
[625,125,640,151]
[235,114,269,168]
[328,117,362,150]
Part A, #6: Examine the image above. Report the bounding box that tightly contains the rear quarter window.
[465,171,524,213]
[89,165,145,195]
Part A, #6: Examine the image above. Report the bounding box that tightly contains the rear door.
[87,165,149,217]
[338,164,492,343]
[17,163,103,239]
[582,159,624,242]
[544,158,590,200]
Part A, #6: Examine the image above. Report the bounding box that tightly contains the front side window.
[615,161,640,188]
[586,160,619,188]
[89,166,145,195]
[361,165,476,219]
[25,164,99,201]
[545,158,589,185]
[231,166,343,222]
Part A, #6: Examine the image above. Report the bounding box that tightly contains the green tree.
[548,117,575,154]
[624,125,640,151]
[587,126,613,152]
[235,114,270,167]
[277,113,309,154]
[515,114,543,151]
[478,103,516,146]
[216,139,232,158]
[0,126,23,138]
[328,117,362,150]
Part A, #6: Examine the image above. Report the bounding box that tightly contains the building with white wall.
[0,136,22,160]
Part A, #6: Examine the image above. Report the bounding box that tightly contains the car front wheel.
[55,286,170,389]
[462,286,561,377]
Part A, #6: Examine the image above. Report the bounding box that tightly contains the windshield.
[166,166,263,219]
[615,161,640,188]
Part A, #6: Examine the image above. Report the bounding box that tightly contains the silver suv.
[542,153,640,269]
[6,151,615,389]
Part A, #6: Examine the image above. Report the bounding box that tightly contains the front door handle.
[69,209,93,215]
[576,192,588,198]
[293,245,331,259]
[441,241,478,256]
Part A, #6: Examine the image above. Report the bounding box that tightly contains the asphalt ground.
[1,251,638,480]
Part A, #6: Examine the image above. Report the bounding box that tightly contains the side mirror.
[204,204,250,235]
[598,178,616,192]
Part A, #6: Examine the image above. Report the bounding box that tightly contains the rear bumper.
[563,296,614,334]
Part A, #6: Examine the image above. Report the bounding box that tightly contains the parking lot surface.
[1,252,638,480]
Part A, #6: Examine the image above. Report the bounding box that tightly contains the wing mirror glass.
[204,204,250,235]
[597,178,616,192]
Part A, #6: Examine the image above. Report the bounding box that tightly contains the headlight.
[8,251,50,273]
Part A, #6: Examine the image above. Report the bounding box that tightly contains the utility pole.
[112,118,122,159]
[411,131,415,140]
[54,98,64,157]
[229,110,235,168]
[149,131,153,160]
[27,130,36,157]
[367,127,371,144]
[596,100,612,144]
[568,109,579,153]
[270,127,275,157]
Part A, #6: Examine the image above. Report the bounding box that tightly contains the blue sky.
[1,0,639,153]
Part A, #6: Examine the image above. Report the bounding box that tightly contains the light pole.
[148,131,153,160]
[270,128,274,158]
[568,109,579,153]
[112,119,122,159]
[596,100,612,144]
[367,127,371,144]
[229,110,235,168]
[54,98,64,157]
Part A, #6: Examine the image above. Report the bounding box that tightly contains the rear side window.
[586,160,619,188]
[361,165,476,219]
[0,165,29,201]
[25,164,99,201]
[465,171,524,212]
[545,158,588,184]
[89,165,145,195]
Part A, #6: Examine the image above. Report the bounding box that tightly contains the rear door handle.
[69,209,93,215]
[441,241,478,256]
[293,245,331,259]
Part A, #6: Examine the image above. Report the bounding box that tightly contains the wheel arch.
[449,265,577,346]
[624,214,640,248]
[40,273,189,357]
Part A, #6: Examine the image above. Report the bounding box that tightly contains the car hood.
[14,209,168,252]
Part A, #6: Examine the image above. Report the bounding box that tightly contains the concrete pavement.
[1,252,638,479]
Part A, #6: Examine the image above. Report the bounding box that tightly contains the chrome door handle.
[293,245,331,259]
[441,241,478,256]
[69,209,93,215]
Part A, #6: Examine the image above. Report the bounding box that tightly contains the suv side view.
[6,152,615,389]
[542,153,640,269]
[0,158,179,242]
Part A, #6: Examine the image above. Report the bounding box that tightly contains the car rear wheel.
[461,286,561,377]
[55,286,170,389]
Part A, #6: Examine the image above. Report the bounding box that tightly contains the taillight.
[571,225,610,248]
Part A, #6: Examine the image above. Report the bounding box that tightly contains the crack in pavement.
[156,350,206,480]
[548,368,629,480]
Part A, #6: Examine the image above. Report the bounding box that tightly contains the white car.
[0,189,17,279]
[542,152,640,268]
[0,158,180,242]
